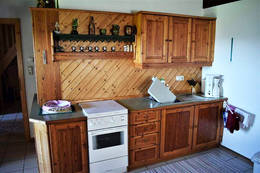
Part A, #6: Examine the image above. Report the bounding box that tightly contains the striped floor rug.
[138,148,252,173]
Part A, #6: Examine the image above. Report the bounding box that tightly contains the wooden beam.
[203,0,240,8]
[0,45,17,75]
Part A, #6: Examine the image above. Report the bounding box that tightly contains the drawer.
[130,122,160,137]
[130,145,159,166]
[130,110,160,125]
[130,133,159,149]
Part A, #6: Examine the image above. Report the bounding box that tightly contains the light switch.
[28,66,34,75]
[176,75,184,81]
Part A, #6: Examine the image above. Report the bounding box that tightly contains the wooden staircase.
[0,24,17,113]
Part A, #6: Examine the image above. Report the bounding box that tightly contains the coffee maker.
[203,74,222,97]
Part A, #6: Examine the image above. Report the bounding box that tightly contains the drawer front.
[130,110,160,125]
[130,122,160,137]
[130,133,159,149]
[130,145,159,166]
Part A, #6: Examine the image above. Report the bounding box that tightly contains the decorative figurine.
[124,25,133,36]
[89,16,95,35]
[94,46,99,52]
[37,0,55,8]
[88,46,93,52]
[54,22,60,34]
[71,18,78,35]
[79,46,85,52]
[71,46,77,52]
[102,46,107,52]
[111,46,116,52]
[111,24,120,36]
[100,29,106,35]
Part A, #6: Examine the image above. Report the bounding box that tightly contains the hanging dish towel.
[226,111,240,133]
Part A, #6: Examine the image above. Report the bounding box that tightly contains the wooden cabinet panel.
[160,106,194,158]
[191,19,214,62]
[130,110,160,125]
[168,17,191,63]
[49,121,88,173]
[130,145,159,166]
[193,103,222,151]
[31,9,61,105]
[130,122,160,137]
[130,133,159,150]
[142,14,168,63]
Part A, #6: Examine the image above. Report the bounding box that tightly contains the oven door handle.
[88,126,127,136]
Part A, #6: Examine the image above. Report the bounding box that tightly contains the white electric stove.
[80,100,128,173]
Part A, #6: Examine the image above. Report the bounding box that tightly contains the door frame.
[0,18,30,141]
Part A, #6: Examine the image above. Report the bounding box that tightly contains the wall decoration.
[89,16,95,35]
[37,0,55,8]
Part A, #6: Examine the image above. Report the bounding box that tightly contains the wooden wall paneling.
[60,59,202,101]
[31,9,60,105]
[210,20,216,62]
[33,122,52,173]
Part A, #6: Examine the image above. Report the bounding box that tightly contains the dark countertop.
[30,95,86,124]
[117,94,227,111]
[30,94,227,123]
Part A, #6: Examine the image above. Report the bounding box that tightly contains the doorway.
[0,19,30,141]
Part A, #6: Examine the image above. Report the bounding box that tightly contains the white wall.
[203,0,260,159]
[60,0,203,15]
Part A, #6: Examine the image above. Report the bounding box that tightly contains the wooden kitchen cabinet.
[191,19,216,62]
[128,110,161,169]
[192,102,222,151]
[134,12,216,68]
[49,121,88,173]
[33,120,88,173]
[168,17,191,63]
[137,14,168,64]
[160,106,194,158]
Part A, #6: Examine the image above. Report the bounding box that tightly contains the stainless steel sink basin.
[177,94,211,102]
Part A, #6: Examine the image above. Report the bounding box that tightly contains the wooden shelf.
[53,33,135,42]
[53,52,134,61]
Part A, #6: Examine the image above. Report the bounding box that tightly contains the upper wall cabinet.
[134,12,216,68]
[191,19,215,63]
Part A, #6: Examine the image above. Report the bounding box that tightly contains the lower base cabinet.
[33,120,88,173]
[128,101,224,170]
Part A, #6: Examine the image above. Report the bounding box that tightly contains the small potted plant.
[111,24,120,35]
[71,18,78,35]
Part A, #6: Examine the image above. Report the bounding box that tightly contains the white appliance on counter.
[148,77,176,103]
[202,74,222,97]
[79,100,128,173]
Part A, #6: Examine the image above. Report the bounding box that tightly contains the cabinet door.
[142,14,168,63]
[168,17,191,63]
[191,19,214,62]
[193,103,222,151]
[49,121,88,173]
[160,106,194,158]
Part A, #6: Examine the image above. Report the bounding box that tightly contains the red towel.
[226,112,240,133]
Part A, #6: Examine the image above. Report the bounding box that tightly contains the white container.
[252,152,260,173]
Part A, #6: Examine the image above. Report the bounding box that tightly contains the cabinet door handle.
[43,50,47,64]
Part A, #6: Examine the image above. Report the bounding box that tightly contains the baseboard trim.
[219,145,253,166]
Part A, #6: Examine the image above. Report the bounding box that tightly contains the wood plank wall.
[56,10,201,102]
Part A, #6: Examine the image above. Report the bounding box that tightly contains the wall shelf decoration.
[53,32,135,42]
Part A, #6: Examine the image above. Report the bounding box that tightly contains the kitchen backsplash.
[60,58,201,101]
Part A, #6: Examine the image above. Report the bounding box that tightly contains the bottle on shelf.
[89,16,95,35]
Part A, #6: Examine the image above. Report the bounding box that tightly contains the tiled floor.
[0,113,253,173]
[0,113,38,173]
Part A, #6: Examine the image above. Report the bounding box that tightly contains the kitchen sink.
[177,94,210,102]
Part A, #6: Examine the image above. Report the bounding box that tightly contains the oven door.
[88,126,128,163]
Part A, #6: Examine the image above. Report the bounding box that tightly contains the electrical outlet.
[28,66,34,75]
[176,75,184,81]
